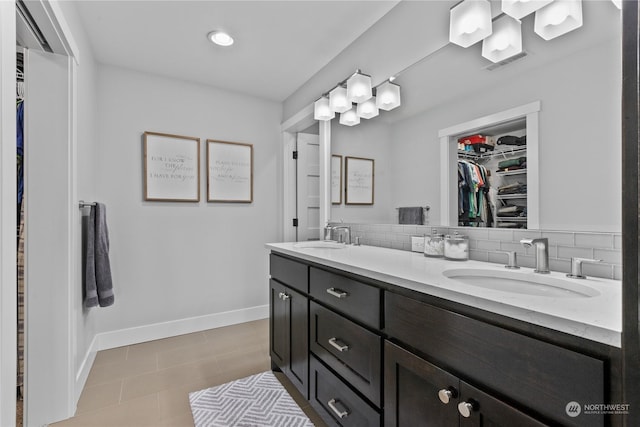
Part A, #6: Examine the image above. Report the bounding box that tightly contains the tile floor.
[50,319,327,427]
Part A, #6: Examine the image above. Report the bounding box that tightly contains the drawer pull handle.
[458,400,477,418]
[328,337,349,352]
[326,287,348,299]
[438,387,457,404]
[327,398,349,419]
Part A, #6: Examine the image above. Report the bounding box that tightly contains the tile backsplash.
[329,223,622,280]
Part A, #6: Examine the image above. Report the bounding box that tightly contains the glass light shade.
[482,15,522,63]
[502,0,553,19]
[314,96,334,121]
[329,86,350,113]
[449,0,493,48]
[375,81,401,111]
[346,73,372,103]
[357,97,379,119]
[534,0,583,41]
[339,108,360,126]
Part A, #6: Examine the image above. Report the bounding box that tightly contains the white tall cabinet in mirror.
[439,101,540,229]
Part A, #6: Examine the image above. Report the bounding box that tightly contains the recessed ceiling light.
[208,30,234,47]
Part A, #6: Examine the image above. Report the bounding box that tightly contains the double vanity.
[267,242,621,426]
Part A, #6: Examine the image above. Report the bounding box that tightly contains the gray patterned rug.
[189,371,314,427]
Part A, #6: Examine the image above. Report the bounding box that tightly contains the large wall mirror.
[329,1,620,233]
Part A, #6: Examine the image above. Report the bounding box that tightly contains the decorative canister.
[444,233,469,261]
[424,229,445,258]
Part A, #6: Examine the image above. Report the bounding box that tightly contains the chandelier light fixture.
[313,70,401,126]
[502,0,553,19]
[449,0,612,63]
[329,86,350,114]
[346,71,373,103]
[449,0,493,48]
[482,14,522,63]
[357,97,379,119]
[339,107,360,126]
[313,96,334,121]
[534,0,583,40]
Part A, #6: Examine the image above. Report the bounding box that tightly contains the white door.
[296,133,320,241]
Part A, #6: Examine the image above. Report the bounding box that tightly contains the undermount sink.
[442,268,600,298]
[294,241,347,249]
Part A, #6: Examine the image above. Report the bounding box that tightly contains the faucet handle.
[567,257,602,279]
[496,250,520,269]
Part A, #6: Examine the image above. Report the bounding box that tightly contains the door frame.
[0,1,80,425]
[281,105,331,242]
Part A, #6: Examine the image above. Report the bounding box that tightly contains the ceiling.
[73,0,400,102]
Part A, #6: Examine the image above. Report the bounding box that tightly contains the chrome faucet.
[520,238,550,274]
[567,257,602,279]
[332,226,352,244]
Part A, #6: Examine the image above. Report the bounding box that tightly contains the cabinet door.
[458,381,548,427]
[269,279,309,399]
[270,279,289,369]
[384,341,459,427]
[288,284,309,399]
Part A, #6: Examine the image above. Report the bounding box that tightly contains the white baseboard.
[74,334,98,403]
[96,304,269,351]
[72,304,269,408]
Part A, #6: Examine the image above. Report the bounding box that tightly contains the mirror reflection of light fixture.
[329,86,350,113]
[534,0,583,41]
[357,97,379,119]
[339,107,360,126]
[346,71,373,103]
[449,0,493,48]
[502,0,553,19]
[482,14,522,63]
[314,96,334,121]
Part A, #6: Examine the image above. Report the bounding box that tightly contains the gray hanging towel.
[398,207,424,225]
[84,203,114,308]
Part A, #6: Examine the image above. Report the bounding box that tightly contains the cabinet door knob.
[281,293,290,300]
[458,400,477,418]
[327,398,349,419]
[437,387,457,404]
[326,287,348,299]
[328,337,349,352]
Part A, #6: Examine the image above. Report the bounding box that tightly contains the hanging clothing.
[17,101,24,207]
[457,160,492,227]
[16,201,25,398]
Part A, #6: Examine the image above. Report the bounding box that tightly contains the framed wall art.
[143,131,200,202]
[345,156,374,205]
[331,155,343,205]
[207,140,253,203]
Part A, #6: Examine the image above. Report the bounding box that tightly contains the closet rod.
[78,200,96,208]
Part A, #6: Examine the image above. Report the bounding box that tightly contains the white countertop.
[266,242,622,347]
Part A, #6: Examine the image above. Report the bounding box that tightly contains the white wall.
[93,65,282,336]
[390,37,621,232]
[330,119,394,223]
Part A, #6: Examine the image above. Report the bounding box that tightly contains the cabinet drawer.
[270,253,308,293]
[385,292,604,427]
[310,356,381,427]
[310,302,381,406]
[310,267,381,328]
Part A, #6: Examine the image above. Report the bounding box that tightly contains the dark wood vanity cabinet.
[269,255,309,399]
[268,252,618,427]
[384,341,547,427]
